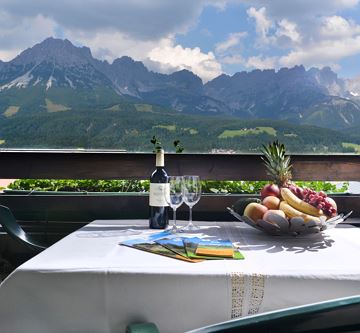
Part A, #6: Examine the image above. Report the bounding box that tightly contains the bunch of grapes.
[288,184,337,217]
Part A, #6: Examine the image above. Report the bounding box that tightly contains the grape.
[286,184,337,217]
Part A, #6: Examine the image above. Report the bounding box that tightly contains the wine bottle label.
[149,183,170,207]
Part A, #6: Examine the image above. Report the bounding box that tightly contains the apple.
[262,196,281,210]
[263,210,289,231]
[261,183,280,199]
[326,197,337,211]
[244,203,268,222]
[263,209,286,220]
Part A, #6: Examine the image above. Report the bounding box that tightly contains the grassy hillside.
[0,100,357,152]
[0,86,359,152]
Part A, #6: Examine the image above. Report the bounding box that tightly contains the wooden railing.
[1,150,360,180]
[0,149,359,263]
[0,150,359,253]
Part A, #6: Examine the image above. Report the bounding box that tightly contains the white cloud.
[276,19,301,45]
[66,30,172,64]
[277,14,360,69]
[215,32,247,54]
[0,0,206,41]
[214,31,247,68]
[320,15,360,38]
[147,43,222,82]
[246,7,302,48]
[65,30,222,82]
[0,12,56,61]
[243,0,359,20]
[279,36,360,68]
[246,7,273,45]
[241,0,360,73]
[246,55,277,69]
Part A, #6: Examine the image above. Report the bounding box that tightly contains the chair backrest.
[0,205,46,251]
[187,295,360,333]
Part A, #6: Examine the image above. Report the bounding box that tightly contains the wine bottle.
[149,149,169,229]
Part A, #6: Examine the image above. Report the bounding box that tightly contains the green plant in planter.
[7,179,348,194]
[173,140,184,153]
[8,179,150,192]
[150,135,184,153]
[150,136,163,153]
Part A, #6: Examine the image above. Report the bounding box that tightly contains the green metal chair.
[0,205,47,251]
[187,295,360,333]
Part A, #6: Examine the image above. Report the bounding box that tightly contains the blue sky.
[0,0,360,81]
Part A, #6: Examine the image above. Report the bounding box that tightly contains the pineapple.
[261,140,292,188]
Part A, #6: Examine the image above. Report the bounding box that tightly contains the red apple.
[261,183,280,199]
[262,196,281,210]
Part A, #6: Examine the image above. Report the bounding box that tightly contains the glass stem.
[173,208,177,228]
[189,206,193,225]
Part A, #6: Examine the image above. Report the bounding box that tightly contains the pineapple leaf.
[261,140,292,186]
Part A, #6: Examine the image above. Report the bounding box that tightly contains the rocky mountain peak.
[11,37,94,67]
[308,66,346,96]
[167,69,203,94]
[111,56,149,74]
[170,69,202,83]
[0,37,111,91]
[282,64,305,72]
[346,75,360,97]
[113,56,136,65]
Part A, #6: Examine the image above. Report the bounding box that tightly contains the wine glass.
[165,176,184,233]
[182,175,201,231]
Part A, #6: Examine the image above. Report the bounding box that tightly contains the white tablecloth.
[0,220,359,333]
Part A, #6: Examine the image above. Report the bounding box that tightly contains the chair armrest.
[126,322,159,333]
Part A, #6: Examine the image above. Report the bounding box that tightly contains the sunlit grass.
[105,104,122,111]
[3,106,20,117]
[182,127,198,134]
[135,104,153,112]
[342,142,360,153]
[218,126,276,138]
[153,124,176,131]
[284,133,298,137]
[46,98,70,112]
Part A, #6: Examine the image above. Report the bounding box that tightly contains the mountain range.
[0,37,360,152]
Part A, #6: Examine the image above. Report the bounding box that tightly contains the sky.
[0,0,360,82]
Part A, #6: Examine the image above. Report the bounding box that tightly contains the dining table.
[0,219,359,333]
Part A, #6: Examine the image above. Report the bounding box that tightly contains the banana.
[281,187,323,217]
[279,201,321,223]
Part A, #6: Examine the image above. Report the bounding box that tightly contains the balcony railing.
[1,150,360,180]
[0,150,359,257]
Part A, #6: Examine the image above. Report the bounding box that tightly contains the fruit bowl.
[227,207,351,236]
[231,140,352,236]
